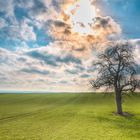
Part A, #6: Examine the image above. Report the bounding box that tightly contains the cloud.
[2,0,139,92]
[27,46,82,66]
[15,0,34,9]
[0,45,94,91]
[20,20,36,41]
[129,39,140,64]
[91,16,121,38]
[0,18,7,29]
[0,0,37,43]
[0,19,36,42]
[0,0,121,50]
[0,39,139,92]
[44,2,122,57]
[21,68,50,75]
[80,74,91,78]
[0,0,14,16]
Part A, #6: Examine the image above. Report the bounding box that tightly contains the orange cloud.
[44,0,122,58]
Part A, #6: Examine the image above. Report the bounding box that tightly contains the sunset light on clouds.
[0,0,140,92]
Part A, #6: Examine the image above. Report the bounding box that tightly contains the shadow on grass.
[91,112,140,139]
[113,112,134,117]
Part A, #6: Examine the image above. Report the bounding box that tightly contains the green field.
[0,93,140,140]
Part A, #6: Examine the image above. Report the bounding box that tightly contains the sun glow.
[66,0,97,35]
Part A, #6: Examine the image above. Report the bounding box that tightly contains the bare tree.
[90,42,140,115]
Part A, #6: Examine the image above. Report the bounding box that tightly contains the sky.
[0,0,140,92]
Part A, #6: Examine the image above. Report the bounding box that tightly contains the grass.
[0,93,140,140]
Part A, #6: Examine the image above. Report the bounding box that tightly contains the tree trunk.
[115,89,123,115]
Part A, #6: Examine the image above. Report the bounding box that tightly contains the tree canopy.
[91,41,140,115]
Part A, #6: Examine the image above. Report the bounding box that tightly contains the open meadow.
[0,93,140,140]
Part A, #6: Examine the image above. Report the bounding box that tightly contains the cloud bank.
[0,0,139,92]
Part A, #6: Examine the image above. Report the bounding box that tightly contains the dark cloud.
[27,50,58,66]
[15,0,48,15]
[21,68,50,75]
[46,19,72,36]
[17,57,27,62]
[77,22,85,28]
[27,50,82,66]
[135,64,140,74]
[65,69,79,75]
[80,74,91,78]
[75,65,85,71]
[51,0,61,11]
[53,20,69,27]
[94,17,110,28]
[89,16,121,38]
[29,0,48,18]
